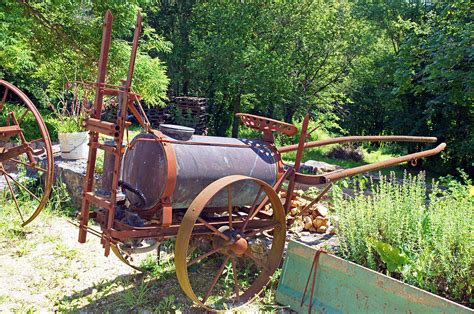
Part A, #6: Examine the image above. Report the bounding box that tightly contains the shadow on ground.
[58,270,200,312]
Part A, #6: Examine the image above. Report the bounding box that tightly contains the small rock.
[303,216,313,230]
[327,226,336,234]
[312,216,324,228]
[304,160,338,174]
[292,221,304,233]
[313,216,328,229]
[316,203,329,216]
[317,226,327,233]
[290,207,298,216]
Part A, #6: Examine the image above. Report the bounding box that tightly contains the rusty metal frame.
[0,79,54,226]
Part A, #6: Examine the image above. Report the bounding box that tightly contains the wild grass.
[332,171,473,306]
[0,176,73,242]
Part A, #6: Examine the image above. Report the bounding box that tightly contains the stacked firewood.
[143,106,170,127]
[174,97,208,135]
[280,190,337,234]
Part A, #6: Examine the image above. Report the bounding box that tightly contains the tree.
[0,0,170,107]
[343,0,473,174]
[157,1,371,136]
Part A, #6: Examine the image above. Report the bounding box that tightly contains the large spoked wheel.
[175,175,286,311]
[0,80,54,226]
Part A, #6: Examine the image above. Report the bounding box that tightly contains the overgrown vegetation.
[332,172,473,306]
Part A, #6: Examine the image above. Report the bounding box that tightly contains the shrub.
[332,172,473,306]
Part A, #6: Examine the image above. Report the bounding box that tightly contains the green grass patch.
[333,171,473,306]
[0,176,74,242]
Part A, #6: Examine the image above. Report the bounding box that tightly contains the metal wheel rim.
[175,175,286,311]
[0,80,54,226]
[111,244,147,273]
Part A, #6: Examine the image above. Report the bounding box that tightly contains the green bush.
[54,116,83,134]
[332,172,473,306]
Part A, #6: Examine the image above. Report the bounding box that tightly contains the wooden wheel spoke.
[197,216,230,241]
[243,222,279,239]
[188,246,224,267]
[232,258,240,302]
[244,250,270,273]
[201,255,230,304]
[3,172,40,201]
[9,158,47,172]
[3,173,24,222]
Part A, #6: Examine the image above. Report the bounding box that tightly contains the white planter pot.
[58,131,89,160]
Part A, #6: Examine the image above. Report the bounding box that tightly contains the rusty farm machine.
[1,10,446,311]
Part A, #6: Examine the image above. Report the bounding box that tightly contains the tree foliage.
[1,0,472,175]
[151,1,370,136]
[0,0,169,107]
[343,0,473,174]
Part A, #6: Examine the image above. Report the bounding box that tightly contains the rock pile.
[280,190,337,235]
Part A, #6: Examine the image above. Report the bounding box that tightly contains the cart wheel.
[175,175,286,311]
[0,80,54,226]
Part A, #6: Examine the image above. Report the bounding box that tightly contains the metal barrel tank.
[120,125,282,210]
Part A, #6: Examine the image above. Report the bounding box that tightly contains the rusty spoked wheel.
[0,80,53,226]
[175,175,286,311]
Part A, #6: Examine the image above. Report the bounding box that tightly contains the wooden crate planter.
[276,240,471,313]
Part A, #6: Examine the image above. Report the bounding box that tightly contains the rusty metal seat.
[236,113,297,142]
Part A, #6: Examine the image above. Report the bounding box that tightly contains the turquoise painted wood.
[276,240,472,313]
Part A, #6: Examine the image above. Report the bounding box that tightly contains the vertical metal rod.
[227,186,233,229]
[79,10,113,244]
[232,258,240,302]
[125,12,142,89]
[284,114,309,213]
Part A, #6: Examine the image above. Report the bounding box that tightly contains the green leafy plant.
[54,116,83,134]
[155,295,178,311]
[333,171,473,306]
[367,238,409,273]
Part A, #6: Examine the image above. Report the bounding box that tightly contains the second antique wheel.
[175,175,286,311]
[0,80,54,226]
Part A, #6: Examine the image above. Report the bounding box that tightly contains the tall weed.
[333,172,473,306]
